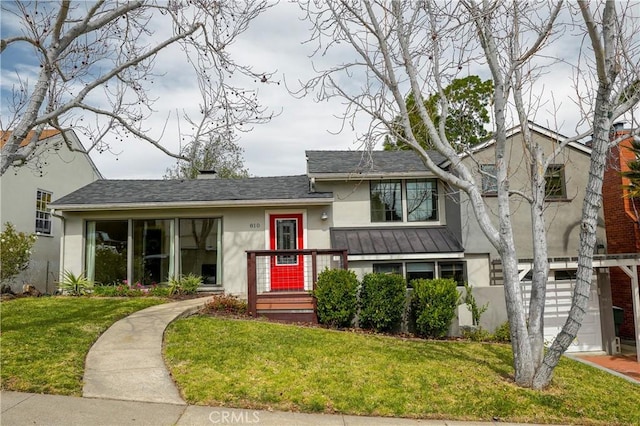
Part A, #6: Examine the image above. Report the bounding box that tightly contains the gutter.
[50,209,65,289]
[49,197,334,212]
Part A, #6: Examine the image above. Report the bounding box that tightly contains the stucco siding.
[459,131,606,259]
[0,132,100,292]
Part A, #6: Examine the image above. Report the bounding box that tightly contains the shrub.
[58,271,93,296]
[169,274,202,295]
[205,294,247,315]
[410,278,459,338]
[314,269,358,328]
[1,222,37,284]
[493,321,511,342]
[462,282,488,326]
[461,325,493,342]
[358,273,406,332]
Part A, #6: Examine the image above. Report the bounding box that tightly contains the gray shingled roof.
[331,227,463,255]
[52,175,331,207]
[306,150,447,175]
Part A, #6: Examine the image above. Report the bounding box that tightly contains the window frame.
[545,164,567,200]
[370,178,439,224]
[35,189,53,235]
[480,164,498,195]
[372,260,466,287]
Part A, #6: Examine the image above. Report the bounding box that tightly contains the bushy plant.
[58,271,93,296]
[94,246,127,286]
[205,294,248,315]
[410,278,459,338]
[461,325,493,342]
[358,273,406,332]
[1,222,37,284]
[314,269,358,328]
[493,321,511,342]
[462,282,488,326]
[169,274,202,295]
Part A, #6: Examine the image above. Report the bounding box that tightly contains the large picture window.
[179,218,221,285]
[133,219,174,285]
[86,220,128,285]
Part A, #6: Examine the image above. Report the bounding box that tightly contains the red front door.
[269,213,304,291]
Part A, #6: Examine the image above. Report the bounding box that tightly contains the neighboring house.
[0,129,102,293]
[602,125,640,341]
[50,123,613,352]
[458,122,608,351]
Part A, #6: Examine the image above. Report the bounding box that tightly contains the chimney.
[197,170,217,179]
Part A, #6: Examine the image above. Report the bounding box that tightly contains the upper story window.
[407,179,438,221]
[545,164,566,200]
[480,164,498,195]
[370,180,403,222]
[370,179,438,223]
[35,190,52,235]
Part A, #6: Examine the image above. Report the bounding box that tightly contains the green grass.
[1,297,165,395]
[165,316,640,425]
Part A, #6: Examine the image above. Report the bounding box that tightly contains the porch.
[246,249,348,323]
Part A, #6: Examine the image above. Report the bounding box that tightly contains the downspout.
[51,209,65,292]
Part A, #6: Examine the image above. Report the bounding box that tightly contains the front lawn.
[0,297,165,395]
[165,316,640,425]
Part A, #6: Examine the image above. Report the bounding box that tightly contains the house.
[457,122,608,352]
[602,125,640,344]
[50,123,615,352]
[0,129,102,293]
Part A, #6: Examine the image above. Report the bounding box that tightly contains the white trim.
[348,252,464,261]
[51,198,333,211]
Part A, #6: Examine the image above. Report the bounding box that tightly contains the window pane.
[545,165,566,199]
[440,262,466,286]
[373,263,402,275]
[370,180,403,222]
[179,218,221,286]
[480,164,498,194]
[407,179,438,221]
[406,262,435,287]
[35,190,53,235]
[133,219,174,285]
[86,220,128,285]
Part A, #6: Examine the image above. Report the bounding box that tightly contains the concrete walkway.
[1,391,560,426]
[83,297,212,404]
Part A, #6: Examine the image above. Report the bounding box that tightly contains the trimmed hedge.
[410,278,459,338]
[359,273,406,332]
[314,269,359,328]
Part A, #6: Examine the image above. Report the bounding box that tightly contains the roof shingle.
[51,175,331,207]
[306,150,447,175]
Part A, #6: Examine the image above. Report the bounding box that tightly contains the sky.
[1,2,637,180]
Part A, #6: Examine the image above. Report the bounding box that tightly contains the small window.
[406,179,438,221]
[406,262,435,287]
[35,190,52,235]
[554,269,577,281]
[480,164,498,194]
[373,263,403,275]
[440,262,466,286]
[545,165,566,199]
[370,180,403,222]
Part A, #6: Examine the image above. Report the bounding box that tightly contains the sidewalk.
[1,391,557,426]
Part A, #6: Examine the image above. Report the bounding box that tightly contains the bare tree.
[299,0,640,389]
[0,0,273,175]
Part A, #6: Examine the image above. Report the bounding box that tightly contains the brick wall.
[603,133,640,339]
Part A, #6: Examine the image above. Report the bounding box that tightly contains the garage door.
[522,279,602,353]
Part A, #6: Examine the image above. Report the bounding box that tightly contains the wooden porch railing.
[246,249,348,323]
